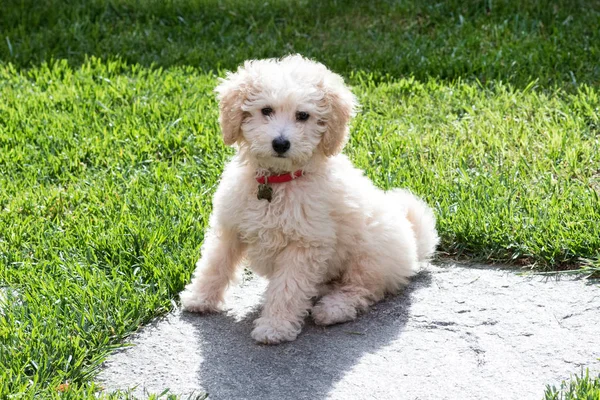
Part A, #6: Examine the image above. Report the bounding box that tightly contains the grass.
[545,370,600,400]
[0,61,220,397]
[1,0,599,88]
[0,0,599,398]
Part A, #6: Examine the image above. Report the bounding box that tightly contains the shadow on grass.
[2,0,599,88]
[183,269,431,399]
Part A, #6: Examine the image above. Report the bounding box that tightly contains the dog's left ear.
[215,68,251,146]
[319,73,357,157]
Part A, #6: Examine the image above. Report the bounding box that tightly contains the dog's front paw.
[312,297,357,326]
[251,317,301,344]
[179,289,222,314]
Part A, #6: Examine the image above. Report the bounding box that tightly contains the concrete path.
[98,263,600,400]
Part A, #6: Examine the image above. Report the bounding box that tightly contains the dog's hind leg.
[311,256,388,326]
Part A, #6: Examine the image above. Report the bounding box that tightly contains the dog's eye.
[261,107,273,116]
[296,111,309,121]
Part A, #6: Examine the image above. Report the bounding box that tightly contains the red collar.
[256,170,303,184]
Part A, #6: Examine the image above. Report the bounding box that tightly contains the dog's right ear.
[214,69,249,146]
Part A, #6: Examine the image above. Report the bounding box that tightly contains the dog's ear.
[319,73,357,157]
[214,68,251,146]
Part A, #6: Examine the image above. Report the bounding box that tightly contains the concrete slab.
[98,263,600,399]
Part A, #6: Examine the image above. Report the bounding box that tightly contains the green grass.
[545,370,600,400]
[1,0,599,398]
[1,58,599,399]
[0,61,220,397]
[1,0,599,88]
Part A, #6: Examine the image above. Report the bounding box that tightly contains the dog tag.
[257,184,273,202]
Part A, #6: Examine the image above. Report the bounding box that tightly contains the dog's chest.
[238,185,302,244]
[234,182,332,253]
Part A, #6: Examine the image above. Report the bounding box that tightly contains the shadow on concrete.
[184,270,431,400]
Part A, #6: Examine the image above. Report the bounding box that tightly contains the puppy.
[180,55,439,344]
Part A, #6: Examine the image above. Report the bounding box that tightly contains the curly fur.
[180,55,439,344]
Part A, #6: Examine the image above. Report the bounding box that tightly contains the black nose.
[272,137,291,154]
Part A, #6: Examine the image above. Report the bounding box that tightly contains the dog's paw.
[251,317,300,344]
[312,298,357,326]
[179,289,222,314]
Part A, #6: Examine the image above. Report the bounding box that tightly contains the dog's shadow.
[184,269,431,400]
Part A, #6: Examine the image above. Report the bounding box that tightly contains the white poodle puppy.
[180,55,439,344]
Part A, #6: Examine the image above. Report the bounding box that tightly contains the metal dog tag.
[257,184,273,202]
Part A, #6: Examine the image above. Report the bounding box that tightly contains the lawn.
[545,370,600,400]
[0,0,599,397]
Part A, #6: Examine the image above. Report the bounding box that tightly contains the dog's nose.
[272,137,291,154]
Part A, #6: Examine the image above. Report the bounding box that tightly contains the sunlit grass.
[1,59,598,397]
[545,369,600,400]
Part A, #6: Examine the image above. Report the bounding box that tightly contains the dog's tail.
[390,189,440,262]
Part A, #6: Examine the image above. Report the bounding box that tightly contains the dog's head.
[215,55,357,171]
